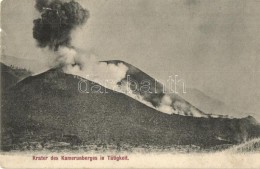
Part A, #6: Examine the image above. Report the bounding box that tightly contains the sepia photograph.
[0,0,260,168]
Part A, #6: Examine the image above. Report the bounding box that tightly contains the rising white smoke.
[53,47,128,91]
[157,95,175,114]
[119,81,155,108]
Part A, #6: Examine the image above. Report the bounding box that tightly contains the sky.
[1,0,260,115]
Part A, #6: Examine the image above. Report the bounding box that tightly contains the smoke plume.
[33,0,129,91]
[33,0,89,50]
[55,47,129,90]
[157,95,175,114]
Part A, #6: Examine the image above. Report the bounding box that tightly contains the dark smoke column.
[33,0,89,50]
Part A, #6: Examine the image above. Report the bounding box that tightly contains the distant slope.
[179,87,245,118]
[181,88,260,122]
[0,62,31,91]
[1,55,45,72]
[1,69,260,151]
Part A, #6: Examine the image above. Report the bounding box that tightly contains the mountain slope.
[104,60,256,119]
[1,68,260,151]
[1,55,45,72]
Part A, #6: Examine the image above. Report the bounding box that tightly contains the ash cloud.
[54,47,129,91]
[33,0,89,50]
[32,0,185,117]
[32,0,129,91]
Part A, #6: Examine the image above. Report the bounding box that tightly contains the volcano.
[1,65,260,151]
